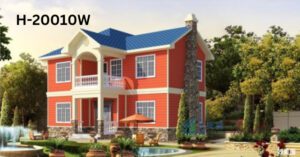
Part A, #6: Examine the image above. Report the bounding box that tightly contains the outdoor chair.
[149,133,162,146]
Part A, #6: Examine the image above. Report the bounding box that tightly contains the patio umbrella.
[120,114,153,133]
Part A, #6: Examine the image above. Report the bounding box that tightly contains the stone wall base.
[117,127,177,142]
[48,127,73,138]
[48,127,177,142]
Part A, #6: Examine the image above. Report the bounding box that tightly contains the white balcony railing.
[75,75,98,87]
[103,75,124,88]
[75,74,124,88]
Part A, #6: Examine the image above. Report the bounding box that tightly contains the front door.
[104,101,112,122]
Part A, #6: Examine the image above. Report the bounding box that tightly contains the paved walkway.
[181,143,258,157]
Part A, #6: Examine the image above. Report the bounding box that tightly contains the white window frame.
[56,102,71,123]
[199,102,203,123]
[135,100,156,124]
[197,60,203,82]
[110,59,122,80]
[56,61,71,83]
[135,54,156,79]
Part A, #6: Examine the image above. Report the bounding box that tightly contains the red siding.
[168,94,206,127]
[118,95,125,127]
[48,96,72,126]
[82,60,97,75]
[126,94,167,127]
[169,37,206,91]
[48,58,72,92]
[123,51,167,89]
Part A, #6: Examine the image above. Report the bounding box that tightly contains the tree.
[243,95,253,134]
[0,91,12,125]
[12,106,21,126]
[176,93,188,140]
[253,104,261,133]
[206,26,251,94]
[0,53,47,130]
[0,14,11,61]
[264,94,274,132]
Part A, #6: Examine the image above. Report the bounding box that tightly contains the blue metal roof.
[40,47,63,58]
[41,26,190,58]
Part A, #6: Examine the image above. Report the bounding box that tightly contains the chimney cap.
[184,13,198,23]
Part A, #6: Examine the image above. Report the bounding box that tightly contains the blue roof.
[40,48,63,58]
[41,26,190,58]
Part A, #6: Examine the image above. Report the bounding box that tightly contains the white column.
[97,53,104,90]
[72,58,77,88]
[72,97,76,120]
[97,96,104,121]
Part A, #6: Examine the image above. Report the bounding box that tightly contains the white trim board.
[47,87,206,97]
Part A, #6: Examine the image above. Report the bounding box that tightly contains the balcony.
[75,74,124,88]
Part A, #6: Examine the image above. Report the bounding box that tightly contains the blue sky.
[0,0,299,67]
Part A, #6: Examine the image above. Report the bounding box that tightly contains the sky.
[0,0,300,68]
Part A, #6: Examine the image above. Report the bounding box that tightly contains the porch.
[71,97,119,136]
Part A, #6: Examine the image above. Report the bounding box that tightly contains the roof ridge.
[127,26,189,38]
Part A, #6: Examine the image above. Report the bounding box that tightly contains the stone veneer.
[48,127,73,138]
[117,128,177,142]
[48,127,178,141]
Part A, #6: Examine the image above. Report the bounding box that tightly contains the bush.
[177,134,192,144]
[229,133,271,142]
[278,127,300,142]
[20,140,100,154]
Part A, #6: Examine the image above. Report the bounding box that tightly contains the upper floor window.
[110,59,122,79]
[197,60,202,81]
[136,54,155,78]
[136,101,155,121]
[56,102,71,123]
[56,62,71,83]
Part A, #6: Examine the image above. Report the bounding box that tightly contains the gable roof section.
[40,26,214,60]
[125,27,190,50]
[40,47,63,58]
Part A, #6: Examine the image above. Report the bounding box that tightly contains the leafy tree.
[0,53,47,130]
[176,93,188,140]
[253,104,261,133]
[12,106,21,126]
[264,94,274,132]
[0,14,11,61]
[0,91,12,125]
[243,95,253,134]
[206,26,250,94]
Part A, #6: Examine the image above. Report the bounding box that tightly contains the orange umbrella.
[120,114,153,132]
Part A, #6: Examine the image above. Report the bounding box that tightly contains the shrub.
[177,134,192,144]
[278,127,300,142]
[243,95,253,134]
[12,106,22,126]
[229,133,271,142]
[194,134,207,142]
[176,93,189,140]
[0,91,12,126]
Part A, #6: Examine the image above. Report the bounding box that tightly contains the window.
[197,60,202,81]
[136,101,155,121]
[199,102,203,123]
[56,62,71,83]
[110,59,122,79]
[136,55,155,78]
[56,103,71,123]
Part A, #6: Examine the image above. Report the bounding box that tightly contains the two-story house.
[40,14,214,141]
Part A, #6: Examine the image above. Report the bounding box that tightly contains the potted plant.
[110,137,121,157]
[116,137,138,157]
[89,131,97,143]
[49,138,66,157]
[86,143,107,157]
[192,134,207,149]
[179,134,193,149]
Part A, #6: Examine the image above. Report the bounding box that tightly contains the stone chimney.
[183,13,202,134]
[184,13,198,31]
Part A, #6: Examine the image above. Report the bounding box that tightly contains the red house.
[40,14,214,141]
